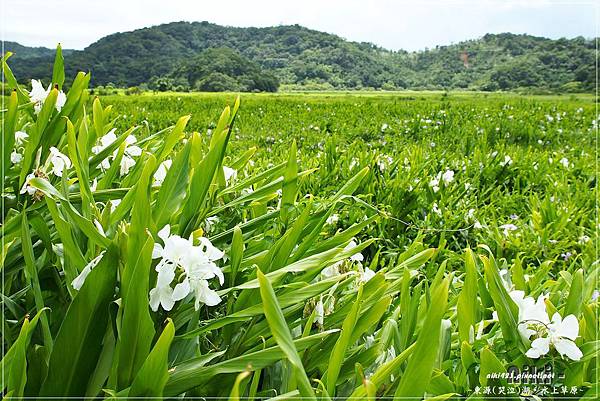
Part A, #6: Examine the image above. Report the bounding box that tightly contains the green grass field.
[2,54,599,400]
[102,91,597,262]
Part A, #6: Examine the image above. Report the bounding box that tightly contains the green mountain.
[4,22,596,91]
[154,47,280,92]
[4,40,74,59]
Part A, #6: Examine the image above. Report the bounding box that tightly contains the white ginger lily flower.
[204,216,220,233]
[20,173,37,196]
[29,79,49,113]
[511,291,550,340]
[11,151,23,164]
[92,129,118,170]
[223,166,237,182]
[526,313,582,361]
[320,264,340,279]
[120,135,142,176]
[500,155,513,167]
[15,130,29,145]
[346,240,364,263]
[320,240,363,279]
[190,279,222,309]
[29,79,66,113]
[315,298,325,326]
[326,214,339,225]
[429,177,440,192]
[92,129,117,159]
[48,147,72,177]
[429,170,454,192]
[150,225,224,311]
[509,291,582,361]
[72,251,106,290]
[375,346,396,366]
[441,169,454,184]
[151,224,194,271]
[360,267,376,283]
[109,199,121,213]
[153,159,172,186]
[499,223,518,236]
[56,90,67,111]
[91,130,142,176]
[149,265,177,312]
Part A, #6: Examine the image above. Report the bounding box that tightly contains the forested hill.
[4,21,596,92]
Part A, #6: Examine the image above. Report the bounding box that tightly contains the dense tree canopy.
[159,47,279,92]
[5,23,596,92]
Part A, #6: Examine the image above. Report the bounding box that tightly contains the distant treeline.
[5,22,597,92]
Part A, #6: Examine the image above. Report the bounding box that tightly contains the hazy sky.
[2,0,597,51]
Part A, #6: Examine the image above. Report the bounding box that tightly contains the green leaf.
[228,371,251,401]
[128,319,175,398]
[564,269,583,317]
[115,234,155,389]
[153,140,190,228]
[183,274,345,337]
[330,166,369,204]
[0,309,47,393]
[28,177,111,248]
[165,331,335,396]
[40,244,119,397]
[480,251,521,350]
[257,268,316,401]
[92,96,105,142]
[280,140,298,224]
[157,115,190,164]
[395,276,450,399]
[326,286,362,395]
[179,105,234,235]
[457,248,479,344]
[114,156,156,389]
[20,212,53,353]
[66,119,94,217]
[52,44,65,89]
[479,347,507,387]
[348,342,416,399]
[2,90,18,190]
[20,88,58,186]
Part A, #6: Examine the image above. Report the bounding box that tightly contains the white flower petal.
[360,268,376,282]
[11,151,22,164]
[199,237,224,261]
[149,287,161,312]
[194,279,221,308]
[223,166,237,182]
[119,155,136,176]
[160,288,176,311]
[56,90,67,111]
[553,313,579,341]
[152,243,164,259]
[71,265,92,291]
[172,279,191,301]
[156,266,175,288]
[158,224,171,242]
[526,337,550,359]
[71,251,106,290]
[553,338,582,361]
[126,145,142,157]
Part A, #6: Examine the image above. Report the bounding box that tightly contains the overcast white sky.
[2,0,597,51]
